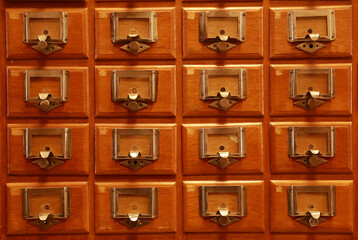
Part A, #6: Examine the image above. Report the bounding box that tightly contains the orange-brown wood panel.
[183,181,265,233]
[7,66,89,118]
[6,8,88,59]
[183,65,263,117]
[270,122,352,174]
[185,233,265,240]
[95,234,176,240]
[270,180,353,233]
[95,123,176,175]
[7,182,89,235]
[8,124,89,175]
[95,8,176,60]
[95,65,176,117]
[271,234,353,240]
[270,64,352,116]
[95,182,176,234]
[183,7,263,59]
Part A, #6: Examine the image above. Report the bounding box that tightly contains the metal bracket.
[200,69,247,111]
[23,12,68,55]
[22,187,70,230]
[24,70,70,112]
[199,127,246,169]
[199,11,246,53]
[287,9,336,54]
[111,70,158,112]
[199,186,247,226]
[24,128,72,170]
[288,185,335,227]
[110,187,158,229]
[111,11,158,54]
[112,129,159,170]
[288,126,335,168]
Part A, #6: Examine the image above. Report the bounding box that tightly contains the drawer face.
[270,6,352,58]
[270,180,353,233]
[95,66,176,117]
[182,123,263,175]
[185,234,264,240]
[270,64,352,116]
[183,8,263,59]
[95,8,175,59]
[7,182,89,234]
[270,122,352,174]
[8,124,90,175]
[183,65,263,116]
[95,182,176,233]
[7,67,89,117]
[6,9,88,59]
[183,181,264,232]
[271,234,353,240]
[95,124,176,175]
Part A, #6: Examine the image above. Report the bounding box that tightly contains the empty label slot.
[207,192,239,213]
[116,194,150,215]
[117,18,149,39]
[29,18,61,39]
[207,17,238,39]
[208,75,240,96]
[118,135,152,156]
[29,77,61,98]
[296,192,329,213]
[207,133,238,155]
[29,193,64,216]
[296,16,328,38]
[295,132,328,154]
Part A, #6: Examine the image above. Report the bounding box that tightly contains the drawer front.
[6,9,88,59]
[95,182,176,233]
[185,234,264,240]
[7,66,89,117]
[271,234,353,240]
[8,124,90,175]
[270,64,352,116]
[183,181,264,232]
[95,66,176,117]
[182,123,263,175]
[95,124,176,175]
[270,6,352,58]
[95,8,175,59]
[183,8,263,59]
[7,182,89,234]
[270,180,353,233]
[270,122,352,173]
[183,65,263,116]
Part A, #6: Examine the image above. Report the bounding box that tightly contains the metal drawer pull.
[24,128,72,170]
[110,187,158,229]
[287,9,336,54]
[288,126,335,168]
[199,186,247,226]
[23,12,68,55]
[22,187,70,230]
[288,185,335,227]
[200,11,246,53]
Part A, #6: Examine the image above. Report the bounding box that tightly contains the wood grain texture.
[7,182,89,234]
[95,65,176,117]
[185,233,265,240]
[6,8,88,59]
[95,123,176,175]
[271,234,353,240]
[270,6,352,58]
[95,8,176,60]
[183,181,265,232]
[270,180,353,233]
[8,124,90,175]
[95,182,176,234]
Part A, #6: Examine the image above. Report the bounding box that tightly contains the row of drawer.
[4,122,352,175]
[5,6,353,59]
[5,180,353,234]
[5,64,353,117]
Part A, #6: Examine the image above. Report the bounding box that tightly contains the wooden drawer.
[183,7,263,59]
[7,66,89,118]
[270,64,352,116]
[270,6,352,58]
[183,65,263,116]
[182,123,263,175]
[95,124,176,175]
[6,9,88,59]
[185,234,264,240]
[95,66,176,117]
[271,234,353,240]
[7,182,89,235]
[95,8,175,59]
[183,181,265,232]
[270,180,353,233]
[95,182,176,234]
[8,124,90,175]
[270,122,352,173]
[95,235,176,240]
